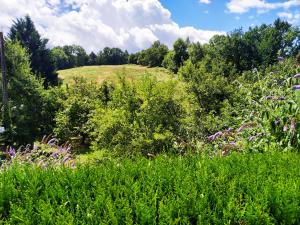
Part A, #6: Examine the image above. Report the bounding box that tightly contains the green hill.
[58,64,174,84]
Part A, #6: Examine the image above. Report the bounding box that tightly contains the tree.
[51,47,68,70]
[136,41,168,67]
[188,42,204,64]
[73,45,88,67]
[173,38,189,72]
[1,41,53,145]
[8,15,58,86]
[162,51,177,73]
[88,52,98,65]
[98,47,128,65]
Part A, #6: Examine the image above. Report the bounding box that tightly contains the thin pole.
[0,32,9,129]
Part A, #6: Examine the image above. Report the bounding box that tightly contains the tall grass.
[1,152,300,224]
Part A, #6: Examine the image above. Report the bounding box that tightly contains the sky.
[0,0,300,53]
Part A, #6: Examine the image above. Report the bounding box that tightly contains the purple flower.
[294,73,300,78]
[229,141,236,146]
[274,119,280,126]
[278,57,284,61]
[52,152,59,159]
[248,136,256,141]
[256,133,263,137]
[226,127,234,132]
[207,134,215,141]
[47,138,58,147]
[277,96,285,101]
[292,85,300,90]
[207,131,223,142]
[62,156,71,163]
[8,147,16,158]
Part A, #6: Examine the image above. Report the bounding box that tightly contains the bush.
[89,76,191,156]
[1,152,300,224]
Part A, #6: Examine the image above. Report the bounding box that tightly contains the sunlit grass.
[58,64,174,84]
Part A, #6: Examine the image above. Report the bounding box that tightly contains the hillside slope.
[58,64,174,84]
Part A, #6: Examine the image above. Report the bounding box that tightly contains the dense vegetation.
[1,15,300,223]
[1,153,300,224]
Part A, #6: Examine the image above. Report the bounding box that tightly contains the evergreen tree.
[8,15,58,87]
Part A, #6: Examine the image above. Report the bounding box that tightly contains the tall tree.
[51,46,68,70]
[88,52,98,65]
[8,15,58,87]
[173,38,189,73]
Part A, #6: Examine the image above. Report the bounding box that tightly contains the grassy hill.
[58,64,174,84]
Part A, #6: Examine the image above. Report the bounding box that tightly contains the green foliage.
[50,46,69,70]
[89,76,190,156]
[98,47,128,65]
[238,59,300,151]
[188,42,204,64]
[179,60,241,137]
[1,153,300,224]
[8,15,58,86]
[54,78,107,144]
[0,41,56,145]
[162,51,177,73]
[137,41,168,67]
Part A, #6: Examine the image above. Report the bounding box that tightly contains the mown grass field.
[58,64,174,84]
[1,152,300,224]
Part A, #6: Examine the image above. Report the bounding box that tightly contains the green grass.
[58,65,174,84]
[1,152,300,224]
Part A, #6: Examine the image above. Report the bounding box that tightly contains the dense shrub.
[1,152,300,224]
[89,76,191,156]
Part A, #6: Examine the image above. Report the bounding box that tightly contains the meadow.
[58,65,173,84]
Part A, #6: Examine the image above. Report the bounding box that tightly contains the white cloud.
[0,0,224,53]
[199,0,211,4]
[278,11,300,24]
[226,0,300,14]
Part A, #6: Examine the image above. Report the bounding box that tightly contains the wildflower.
[292,85,300,90]
[229,141,236,146]
[274,119,280,126]
[226,127,234,132]
[294,73,300,78]
[0,126,5,134]
[47,138,58,147]
[248,136,256,141]
[256,133,263,137]
[62,156,71,163]
[8,147,16,158]
[207,134,215,141]
[237,122,256,133]
[207,131,223,142]
[52,152,59,159]
[277,56,284,61]
[277,96,285,101]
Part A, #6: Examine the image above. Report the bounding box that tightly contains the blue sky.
[1,0,299,52]
[160,0,300,31]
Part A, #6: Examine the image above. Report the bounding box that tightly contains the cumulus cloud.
[278,11,300,24]
[199,0,211,4]
[0,0,224,52]
[226,0,300,14]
